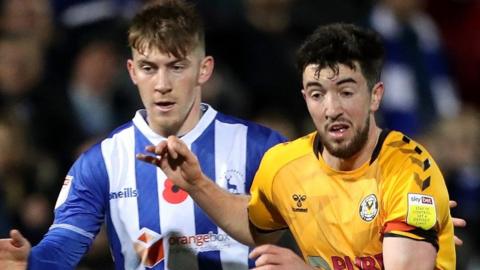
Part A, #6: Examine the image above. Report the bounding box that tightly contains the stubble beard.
[320,116,370,159]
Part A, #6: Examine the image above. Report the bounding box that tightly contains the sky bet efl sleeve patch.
[406,193,437,230]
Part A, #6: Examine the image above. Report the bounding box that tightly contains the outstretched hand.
[249,244,315,270]
[0,230,31,270]
[136,136,204,192]
[449,200,467,246]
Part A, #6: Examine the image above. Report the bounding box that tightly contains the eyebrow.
[305,81,324,89]
[136,58,188,66]
[137,59,156,66]
[305,77,356,87]
[336,78,357,85]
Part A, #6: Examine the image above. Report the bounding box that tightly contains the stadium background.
[0,0,478,269]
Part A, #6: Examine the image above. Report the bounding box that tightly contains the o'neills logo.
[109,188,138,200]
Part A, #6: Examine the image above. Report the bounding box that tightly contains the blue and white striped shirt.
[29,104,286,270]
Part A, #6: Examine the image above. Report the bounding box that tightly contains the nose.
[154,69,172,93]
[324,93,343,120]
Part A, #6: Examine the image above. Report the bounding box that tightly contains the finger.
[144,145,156,153]
[249,244,279,260]
[167,136,195,161]
[452,217,467,228]
[10,230,26,248]
[166,136,178,159]
[153,141,168,155]
[139,141,167,155]
[454,236,463,246]
[168,136,201,166]
[136,153,161,166]
[449,200,457,208]
[254,253,282,267]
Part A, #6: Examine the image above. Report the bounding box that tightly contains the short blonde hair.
[128,0,204,58]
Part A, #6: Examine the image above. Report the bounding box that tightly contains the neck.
[148,98,203,138]
[176,100,204,138]
[323,120,381,171]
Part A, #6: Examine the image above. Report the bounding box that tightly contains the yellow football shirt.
[248,130,455,269]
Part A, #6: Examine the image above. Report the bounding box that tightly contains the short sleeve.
[248,147,287,231]
[383,149,451,246]
[53,144,109,240]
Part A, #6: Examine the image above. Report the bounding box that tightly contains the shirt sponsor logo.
[308,253,384,270]
[422,196,433,204]
[168,231,235,252]
[359,194,378,222]
[332,253,383,270]
[407,193,436,230]
[134,228,164,267]
[292,194,308,212]
[109,187,138,200]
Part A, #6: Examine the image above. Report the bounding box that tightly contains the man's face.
[127,46,213,136]
[302,63,382,159]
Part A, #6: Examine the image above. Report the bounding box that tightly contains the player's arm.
[137,136,284,246]
[383,236,436,269]
[0,227,91,270]
[1,203,99,269]
[29,145,108,269]
[382,141,455,269]
[27,228,93,269]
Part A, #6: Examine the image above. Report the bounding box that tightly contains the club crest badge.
[359,194,378,222]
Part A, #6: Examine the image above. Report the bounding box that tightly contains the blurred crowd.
[0,0,478,269]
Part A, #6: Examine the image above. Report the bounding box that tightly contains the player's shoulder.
[215,111,270,130]
[215,111,286,141]
[379,130,436,173]
[263,132,316,164]
[77,121,134,161]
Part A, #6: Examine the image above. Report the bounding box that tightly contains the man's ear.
[127,59,138,85]
[370,82,384,112]
[198,56,214,85]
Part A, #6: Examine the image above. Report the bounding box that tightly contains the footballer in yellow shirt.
[249,130,455,269]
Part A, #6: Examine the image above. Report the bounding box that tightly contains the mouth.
[327,122,350,139]
[154,101,175,112]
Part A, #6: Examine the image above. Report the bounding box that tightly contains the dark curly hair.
[128,0,204,59]
[296,23,384,90]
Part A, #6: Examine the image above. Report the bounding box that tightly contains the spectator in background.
[0,0,53,48]
[426,0,480,109]
[0,112,53,245]
[420,107,480,270]
[0,0,66,89]
[0,33,62,187]
[0,1,286,269]
[50,0,141,28]
[205,0,303,123]
[201,60,253,118]
[67,38,141,140]
[0,114,26,236]
[365,0,460,137]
